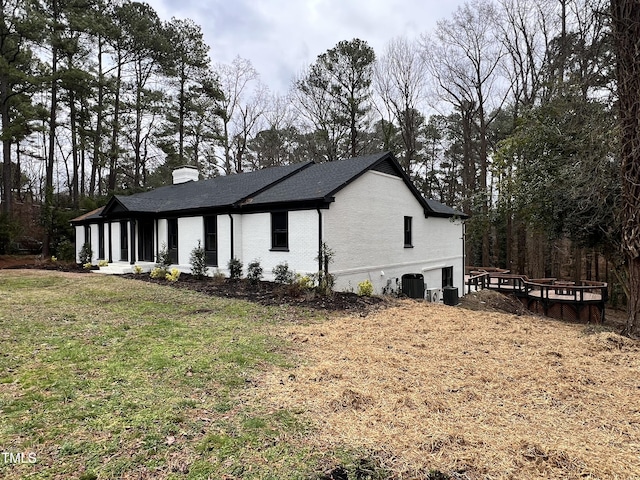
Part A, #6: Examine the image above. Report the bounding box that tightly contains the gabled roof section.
[246,152,466,218]
[245,152,394,206]
[70,206,104,224]
[99,161,313,217]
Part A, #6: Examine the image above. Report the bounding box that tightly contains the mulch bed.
[123,272,388,314]
[255,299,640,479]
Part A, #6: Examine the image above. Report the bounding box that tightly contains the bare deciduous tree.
[374,36,428,173]
[421,0,508,266]
[216,56,261,174]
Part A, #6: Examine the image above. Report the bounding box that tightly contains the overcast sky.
[145,0,466,94]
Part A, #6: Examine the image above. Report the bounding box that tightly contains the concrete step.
[92,262,154,275]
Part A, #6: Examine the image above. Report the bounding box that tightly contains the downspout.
[228,213,234,260]
[462,220,466,294]
[317,208,323,273]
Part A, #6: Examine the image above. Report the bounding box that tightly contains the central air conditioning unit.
[426,288,442,303]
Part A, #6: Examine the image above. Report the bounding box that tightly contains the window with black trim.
[84,225,91,249]
[271,212,288,250]
[167,218,178,264]
[442,266,453,287]
[404,216,413,247]
[204,215,218,266]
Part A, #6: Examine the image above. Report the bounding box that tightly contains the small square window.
[271,212,288,250]
[404,216,413,247]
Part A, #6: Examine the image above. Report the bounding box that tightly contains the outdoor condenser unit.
[426,288,442,303]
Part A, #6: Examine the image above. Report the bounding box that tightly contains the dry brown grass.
[254,299,640,479]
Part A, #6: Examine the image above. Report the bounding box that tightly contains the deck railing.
[466,268,608,322]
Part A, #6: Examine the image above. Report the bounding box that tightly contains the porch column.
[108,222,113,263]
[130,219,137,265]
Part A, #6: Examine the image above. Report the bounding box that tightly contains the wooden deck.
[465,269,608,323]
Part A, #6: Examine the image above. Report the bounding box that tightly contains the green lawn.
[0,270,339,479]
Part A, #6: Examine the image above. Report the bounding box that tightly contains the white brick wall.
[74,225,84,262]
[239,210,319,279]
[76,170,464,294]
[323,170,465,294]
[177,217,202,266]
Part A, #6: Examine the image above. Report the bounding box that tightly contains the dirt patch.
[0,255,86,272]
[255,300,640,479]
[459,288,528,315]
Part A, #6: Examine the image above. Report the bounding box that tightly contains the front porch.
[92,261,156,275]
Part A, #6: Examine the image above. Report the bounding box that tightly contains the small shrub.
[297,274,314,290]
[155,242,172,268]
[287,274,314,297]
[273,262,295,284]
[228,258,243,280]
[150,267,167,279]
[190,240,208,279]
[132,265,143,275]
[98,259,109,267]
[358,279,374,297]
[166,268,181,282]
[55,239,76,262]
[315,242,335,296]
[82,262,93,270]
[51,256,57,262]
[247,259,263,285]
[212,269,226,284]
[79,242,92,265]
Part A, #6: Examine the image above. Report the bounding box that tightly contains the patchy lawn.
[0,270,332,479]
[1,269,639,479]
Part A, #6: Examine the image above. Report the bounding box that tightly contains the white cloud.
[146,0,465,94]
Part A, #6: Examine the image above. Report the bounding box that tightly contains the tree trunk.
[612,0,640,337]
[108,49,122,192]
[1,87,11,215]
[69,84,79,209]
[90,35,104,197]
[44,14,58,258]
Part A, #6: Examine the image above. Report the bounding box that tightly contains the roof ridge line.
[235,160,315,207]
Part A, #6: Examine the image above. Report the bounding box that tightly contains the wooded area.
[0,0,637,333]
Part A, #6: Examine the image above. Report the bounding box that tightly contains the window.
[84,225,91,249]
[442,266,453,287]
[204,216,217,266]
[404,216,413,247]
[271,212,288,250]
[167,219,178,264]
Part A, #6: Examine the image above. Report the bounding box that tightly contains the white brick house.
[72,152,467,296]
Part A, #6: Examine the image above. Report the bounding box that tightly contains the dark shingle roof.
[108,161,312,215]
[246,152,388,205]
[71,206,104,223]
[71,152,466,223]
[425,198,464,217]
